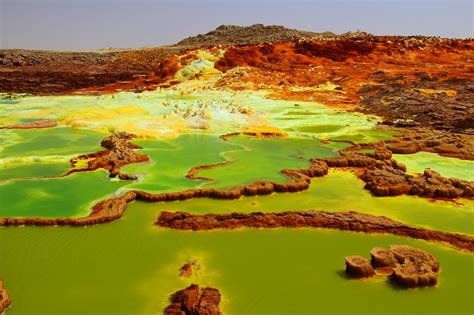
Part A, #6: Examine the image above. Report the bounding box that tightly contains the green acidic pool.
[393,152,474,181]
[0,170,128,218]
[0,203,472,315]
[0,127,104,158]
[198,136,336,189]
[0,128,105,180]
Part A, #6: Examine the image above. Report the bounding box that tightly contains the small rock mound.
[389,245,439,287]
[345,256,375,278]
[164,284,221,315]
[345,245,440,288]
[370,247,397,268]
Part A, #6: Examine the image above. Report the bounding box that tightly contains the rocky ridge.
[156,210,474,252]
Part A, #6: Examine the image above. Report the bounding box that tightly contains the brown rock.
[345,256,375,278]
[164,284,221,315]
[389,245,440,272]
[348,245,440,288]
[392,261,438,287]
[370,247,397,268]
[0,280,11,314]
[68,132,149,178]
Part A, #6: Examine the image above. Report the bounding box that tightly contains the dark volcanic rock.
[176,24,338,47]
[358,73,474,134]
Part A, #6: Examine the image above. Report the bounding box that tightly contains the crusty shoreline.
[156,210,474,252]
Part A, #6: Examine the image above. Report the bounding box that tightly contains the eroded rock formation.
[164,284,222,315]
[385,128,474,160]
[345,256,375,278]
[0,280,11,313]
[361,167,473,198]
[389,245,440,287]
[347,245,440,288]
[370,247,397,268]
[156,211,474,252]
[68,132,149,179]
[315,144,474,199]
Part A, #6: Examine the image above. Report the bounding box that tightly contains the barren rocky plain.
[0,24,473,314]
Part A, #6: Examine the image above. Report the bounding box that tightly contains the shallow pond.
[0,202,472,315]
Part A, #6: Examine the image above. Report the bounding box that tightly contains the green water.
[0,124,126,219]
[0,170,128,218]
[330,129,398,144]
[0,128,104,180]
[121,134,239,193]
[123,134,338,192]
[0,127,103,158]
[394,152,474,181]
[198,136,336,189]
[0,203,472,315]
[0,161,72,181]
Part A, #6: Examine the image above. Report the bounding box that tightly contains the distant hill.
[176,24,339,46]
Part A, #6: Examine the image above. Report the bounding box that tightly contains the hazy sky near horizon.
[1,0,472,50]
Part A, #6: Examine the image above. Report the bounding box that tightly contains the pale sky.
[1,0,473,50]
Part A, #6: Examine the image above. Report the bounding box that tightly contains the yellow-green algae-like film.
[0,90,389,140]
